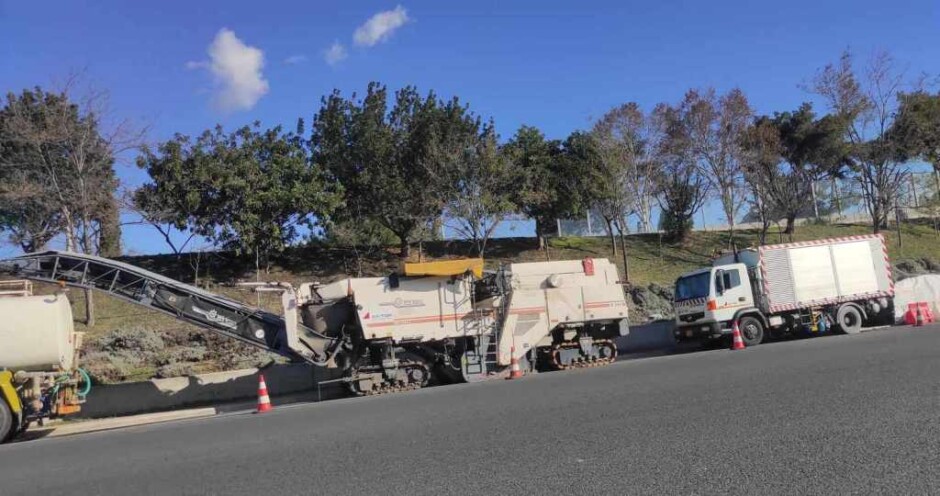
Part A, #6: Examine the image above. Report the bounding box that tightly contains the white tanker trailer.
[0,281,87,442]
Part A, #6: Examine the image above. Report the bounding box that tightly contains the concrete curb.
[17,389,330,442]
[25,408,219,440]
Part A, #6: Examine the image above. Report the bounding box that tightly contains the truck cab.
[673,262,758,344]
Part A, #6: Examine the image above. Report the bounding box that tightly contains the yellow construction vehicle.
[0,280,87,442]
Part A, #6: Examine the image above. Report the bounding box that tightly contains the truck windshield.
[675,272,711,301]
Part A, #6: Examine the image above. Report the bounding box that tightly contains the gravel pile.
[894,257,940,281]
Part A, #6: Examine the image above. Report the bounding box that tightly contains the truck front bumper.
[674,322,728,341]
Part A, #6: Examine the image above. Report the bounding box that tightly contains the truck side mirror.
[715,270,725,295]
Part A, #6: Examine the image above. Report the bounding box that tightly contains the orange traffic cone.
[256,374,273,413]
[508,345,524,380]
[731,321,746,351]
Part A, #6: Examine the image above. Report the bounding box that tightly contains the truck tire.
[738,316,765,347]
[0,399,14,443]
[835,305,863,335]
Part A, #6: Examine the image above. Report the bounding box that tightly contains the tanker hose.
[76,368,92,398]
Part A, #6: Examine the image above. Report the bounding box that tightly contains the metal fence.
[557,171,940,237]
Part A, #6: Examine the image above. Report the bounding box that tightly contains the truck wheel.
[835,305,863,335]
[738,316,765,347]
[0,399,14,443]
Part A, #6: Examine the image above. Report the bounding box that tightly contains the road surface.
[3,325,940,495]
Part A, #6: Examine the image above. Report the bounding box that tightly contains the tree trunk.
[832,178,842,218]
[254,250,262,306]
[871,201,882,234]
[934,167,940,200]
[605,218,617,256]
[784,214,797,235]
[399,237,411,259]
[84,289,95,327]
[534,219,546,251]
[618,228,630,285]
[759,220,769,246]
[811,179,820,218]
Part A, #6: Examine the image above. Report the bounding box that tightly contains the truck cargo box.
[759,234,893,313]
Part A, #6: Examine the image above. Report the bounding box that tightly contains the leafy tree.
[771,103,849,229]
[810,50,912,233]
[504,126,591,250]
[136,122,340,272]
[892,90,940,193]
[312,83,478,258]
[434,123,515,257]
[504,126,559,249]
[0,86,122,255]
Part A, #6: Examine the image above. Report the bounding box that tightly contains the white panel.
[832,241,878,296]
[789,245,838,303]
[546,288,584,324]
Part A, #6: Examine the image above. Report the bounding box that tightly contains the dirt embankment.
[82,328,283,384]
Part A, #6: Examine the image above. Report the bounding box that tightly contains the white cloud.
[323,41,348,66]
[284,54,308,65]
[353,5,410,47]
[195,28,269,112]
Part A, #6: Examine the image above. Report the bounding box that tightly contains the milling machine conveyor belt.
[0,250,328,364]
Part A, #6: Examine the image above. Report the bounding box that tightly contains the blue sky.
[2,0,939,255]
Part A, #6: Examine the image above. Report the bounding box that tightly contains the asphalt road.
[3,325,940,495]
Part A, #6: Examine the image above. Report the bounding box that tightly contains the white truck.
[673,234,895,346]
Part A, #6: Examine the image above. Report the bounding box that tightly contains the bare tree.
[120,187,196,256]
[652,103,709,242]
[810,50,912,232]
[682,88,753,248]
[592,102,660,235]
[437,124,515,257]
[739,117,818,244]
[1,75,145,326]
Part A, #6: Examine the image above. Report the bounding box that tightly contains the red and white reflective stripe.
[675,297,706,307]
[762,233,880,251]
[768,290,892,313]
[879,233,894,295]
[759,251,771,297]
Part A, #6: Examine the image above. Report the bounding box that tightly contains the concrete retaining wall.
[617,320,677,354]
[78,364,346,418]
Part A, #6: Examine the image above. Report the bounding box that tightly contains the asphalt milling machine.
[0,251,629,398]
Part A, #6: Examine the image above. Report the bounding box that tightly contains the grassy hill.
[38,221,940,383]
